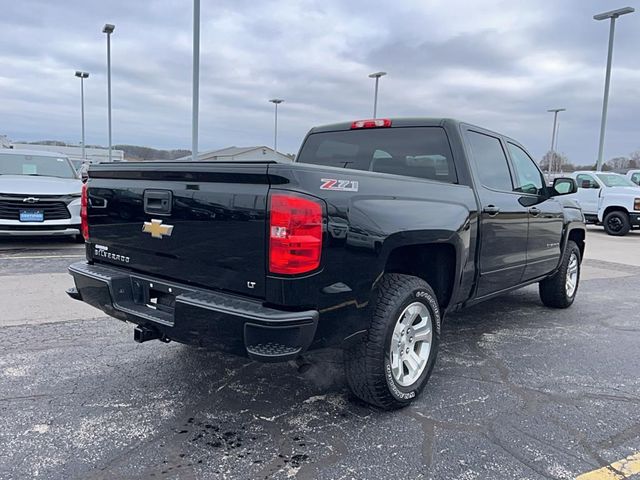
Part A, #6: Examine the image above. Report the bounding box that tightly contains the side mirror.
[552,177,577,196]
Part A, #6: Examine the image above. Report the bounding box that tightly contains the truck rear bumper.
[67,261,319,362]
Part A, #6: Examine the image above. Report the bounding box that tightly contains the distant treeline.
[26,140,190,161]
[113,145,191,161]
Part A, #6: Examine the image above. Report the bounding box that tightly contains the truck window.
[507,143,544,195]
[632,173,640,185]
[465,131,513,191]
[595,173,636,188]
[297,127,457,183]
[576,174,598,189]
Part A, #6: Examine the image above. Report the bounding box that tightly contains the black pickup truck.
[68,118,586,409]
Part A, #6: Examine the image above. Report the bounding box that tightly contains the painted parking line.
[577,452,640,480]
[0,254,85,260]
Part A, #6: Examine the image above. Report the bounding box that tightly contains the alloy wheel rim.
[389,301,433,387]
[566,252,579,297]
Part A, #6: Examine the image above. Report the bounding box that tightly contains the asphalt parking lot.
[0,228,639,480]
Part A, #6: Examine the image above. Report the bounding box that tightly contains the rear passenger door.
[506,142,564,281]
[464,129,529,297]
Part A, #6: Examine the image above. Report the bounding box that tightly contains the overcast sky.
[1,0,638,162]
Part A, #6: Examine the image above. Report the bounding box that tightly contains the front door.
[465,130,529,297]
[506,142,564,280]
[574,173,601,216]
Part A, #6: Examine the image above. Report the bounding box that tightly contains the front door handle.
[483,205,500,216]
[529,207,541,216]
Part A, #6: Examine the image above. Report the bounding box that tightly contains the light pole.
[269,99,284,152]
[75,71,90,160]
[368,71,386,118]
[547,108,565,175]
[594,6,634,171]
[102,23,115,162]
[192,0,200,161]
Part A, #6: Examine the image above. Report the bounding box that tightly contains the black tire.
[603,211,630,236]
[344,274,441,410]
[73,234,85,243]
[539,240,581,308]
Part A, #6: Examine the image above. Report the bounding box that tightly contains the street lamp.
[74,71,90,160]
[368,71,386,118]
[191,0,200,161]
[547,108,566,175]
[102,23,115,162]
[593,6,634,171]
[269,99,284,152]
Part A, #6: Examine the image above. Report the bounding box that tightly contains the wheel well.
[603,206,629,218]
[385,243,456,308]
[567,229,585,260]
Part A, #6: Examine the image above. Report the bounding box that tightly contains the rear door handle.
[483,205,500,216]
[528,207,541,216]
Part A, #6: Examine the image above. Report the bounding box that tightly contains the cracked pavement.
[0,234,639,480]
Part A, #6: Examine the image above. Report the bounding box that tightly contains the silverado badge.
[142,219,174,239]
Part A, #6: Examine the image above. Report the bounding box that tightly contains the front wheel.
[539,240,581,308]
[344,274,441,410]
[603,211,630,236]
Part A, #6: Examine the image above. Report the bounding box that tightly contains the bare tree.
[607,156,630,170]
[540,151,569,173]
[628,150,640,169]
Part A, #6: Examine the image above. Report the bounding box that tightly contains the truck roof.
[308,117,460,134]
[306,118,520,146]
[572,170,623,176]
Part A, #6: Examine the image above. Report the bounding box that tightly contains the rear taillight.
[351,118,392,129]
[269,193,323,275]
[80,183,89,240]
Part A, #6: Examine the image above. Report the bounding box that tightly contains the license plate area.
[19,209,44,222]
[131,277,183,316]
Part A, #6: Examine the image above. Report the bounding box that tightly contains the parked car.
[0,149,83,240]
[626,169,640,186]
[566,170,640,236]
[67,118,585,409]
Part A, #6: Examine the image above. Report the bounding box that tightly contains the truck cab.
[567,170,640,236]
[626,169,640,186]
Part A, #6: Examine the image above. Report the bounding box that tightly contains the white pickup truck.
[567,171,640,236]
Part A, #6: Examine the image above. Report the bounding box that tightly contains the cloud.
[0,0,638,162]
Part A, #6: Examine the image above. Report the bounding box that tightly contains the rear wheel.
[344,274,440,410]
[539,240,580,308]
[73,234,85,243]
[603,211,630,236]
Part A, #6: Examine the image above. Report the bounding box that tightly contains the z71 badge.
[320,178,359,192]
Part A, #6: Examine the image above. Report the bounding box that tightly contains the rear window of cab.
[297,127,458,184]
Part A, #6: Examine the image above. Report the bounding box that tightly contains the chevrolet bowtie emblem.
[142,219,174,239]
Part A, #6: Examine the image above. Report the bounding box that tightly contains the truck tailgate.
[86,162,270,298]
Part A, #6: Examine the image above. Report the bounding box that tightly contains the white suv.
[0,149,83,240]
[567,171,640,236]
